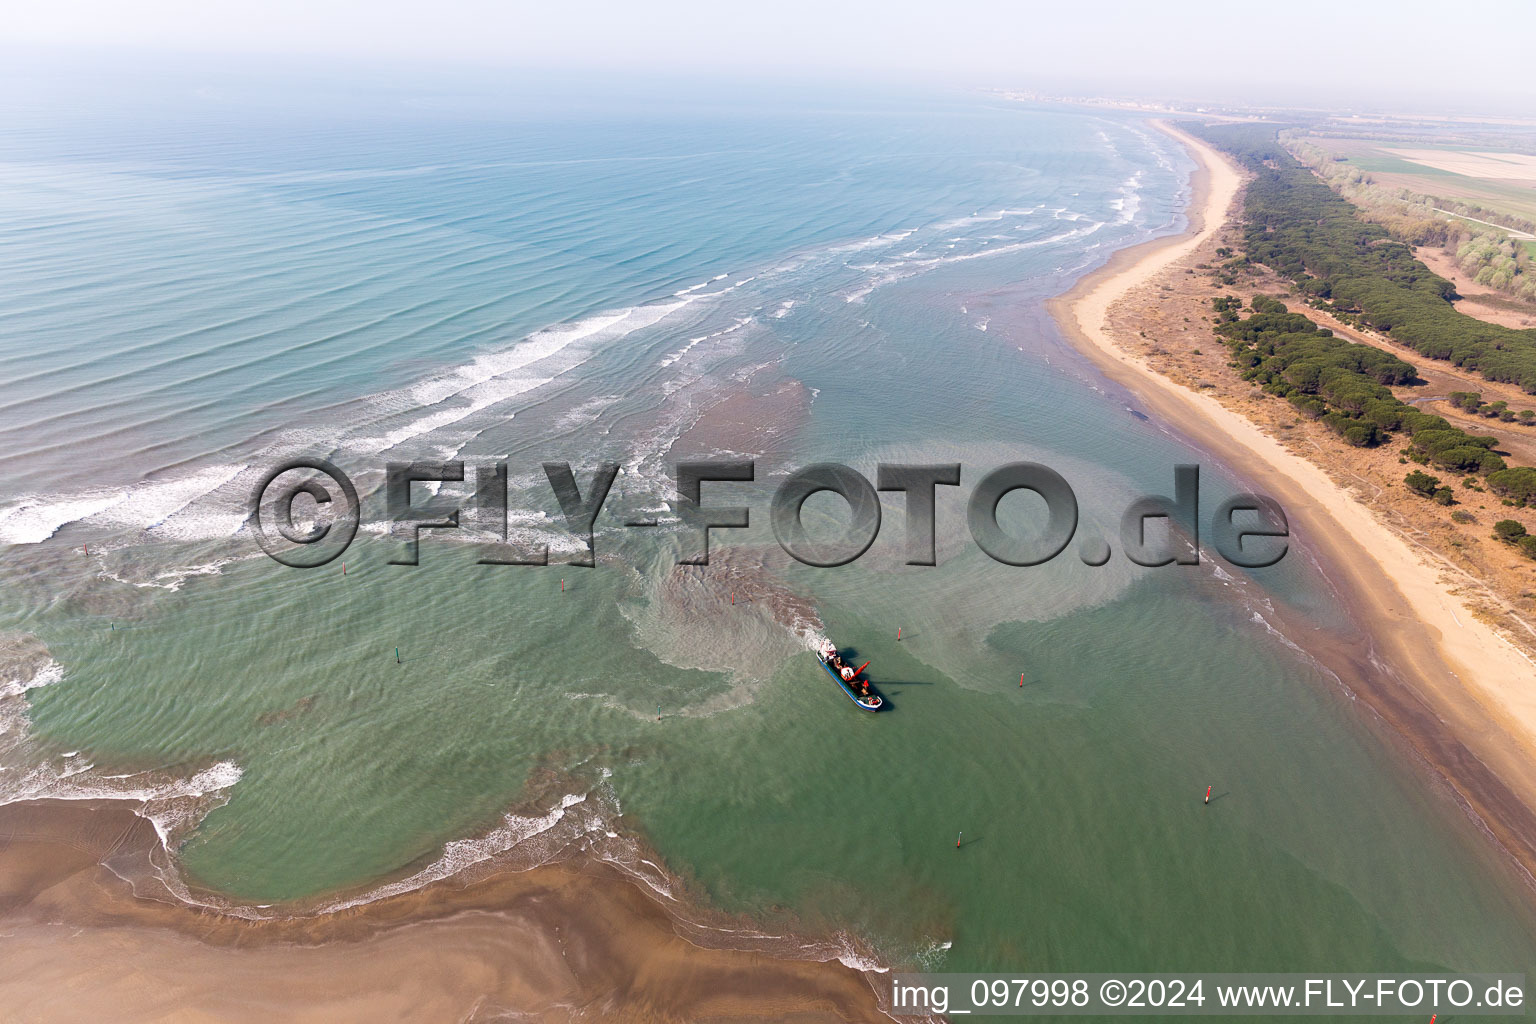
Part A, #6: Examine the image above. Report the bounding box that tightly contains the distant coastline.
[1049,118,1536,888]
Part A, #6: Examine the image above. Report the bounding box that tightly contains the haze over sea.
[1,68,1532,979]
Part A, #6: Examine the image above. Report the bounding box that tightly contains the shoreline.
[0,796,897,1022]
[1048,118,1536,885]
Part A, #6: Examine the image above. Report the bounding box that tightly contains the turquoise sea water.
[1,67,1533,991]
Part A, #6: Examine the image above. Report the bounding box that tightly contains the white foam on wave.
[843,222,1104,303]
[0,272,757,556]
[932,207,1036,231]
[659,316,753,368]
[833,943,891,973]
[358,509,591,557]
[663,335,708,367]
[99,555,248,592]
[827,229,915,254]
[0,681,242,850]
[349,306,663,452]
[119,464,249,532]
[674,273,729,296]
[320,790,597,913]
[0,735,242,821]
[0,659,61,700]
[348,275,762,456]
[0,464,249,547]
[1110,170,1144,224]
[553,394,622,431]
[0,649,246,909]
[0,494,124,545]
[913,938,954,971]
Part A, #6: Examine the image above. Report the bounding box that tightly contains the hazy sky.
[10,0,1536,113]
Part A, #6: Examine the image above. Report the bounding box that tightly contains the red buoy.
[1204,785,1212,805]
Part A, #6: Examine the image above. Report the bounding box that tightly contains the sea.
[1,61,1532,983]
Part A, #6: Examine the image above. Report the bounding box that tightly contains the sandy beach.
[1049,120,1536,884]
[0,799,893,1023]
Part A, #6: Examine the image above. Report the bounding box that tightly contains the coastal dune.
[1050,120,1536,883]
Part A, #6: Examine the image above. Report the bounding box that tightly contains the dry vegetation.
[1105,189,1536,653]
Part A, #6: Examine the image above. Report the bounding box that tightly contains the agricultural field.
[1303,133,1536,242]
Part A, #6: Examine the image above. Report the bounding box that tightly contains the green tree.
[1494,519,1528,543]
[1449,391,1482,410]
[1404,470,1441,497]
[1488,468,1536,505]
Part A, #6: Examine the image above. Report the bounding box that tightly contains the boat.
[816,643,882,711]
